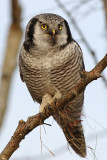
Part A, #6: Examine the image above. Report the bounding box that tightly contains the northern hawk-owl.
[19,13,86,157]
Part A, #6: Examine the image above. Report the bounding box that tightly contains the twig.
[0,54,107,160]
[0,0,22,127]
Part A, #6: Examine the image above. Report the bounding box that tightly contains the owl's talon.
[52,91,62,105]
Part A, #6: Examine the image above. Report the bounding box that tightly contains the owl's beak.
[52,29,55,37]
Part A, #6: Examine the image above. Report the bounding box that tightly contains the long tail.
[62,120,86,157]
[53,93,86,157]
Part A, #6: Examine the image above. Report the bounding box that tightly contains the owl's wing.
[19,46,25,82]
[73,40,85,71]
[20,72,24,82]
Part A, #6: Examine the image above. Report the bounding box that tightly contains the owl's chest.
[23,48,80,100]
[27,52,67,92]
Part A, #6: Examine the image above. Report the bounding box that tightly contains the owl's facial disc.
[38,23,66,47]
[32,18,71,49]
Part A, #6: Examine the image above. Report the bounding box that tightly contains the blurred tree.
[0,0,22,127]
[102,0,107,27]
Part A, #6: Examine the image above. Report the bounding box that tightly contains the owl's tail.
[54,114,86,157]
[53,94,86,157]
[62,120,86,157]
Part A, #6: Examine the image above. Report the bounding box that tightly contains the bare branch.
[0,54,107,160]
[0,0,22,127]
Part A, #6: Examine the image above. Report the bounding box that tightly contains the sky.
[0,0,107,160]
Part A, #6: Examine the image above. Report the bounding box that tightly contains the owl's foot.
[39,93,52,112]
[52,91,62,105]
[39,91,62,113]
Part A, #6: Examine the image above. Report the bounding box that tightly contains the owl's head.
[24,13,72,51]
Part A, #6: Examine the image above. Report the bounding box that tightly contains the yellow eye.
[41,24,48,30]
[58,24,62,30]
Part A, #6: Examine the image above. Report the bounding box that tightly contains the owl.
[19,13,86,157]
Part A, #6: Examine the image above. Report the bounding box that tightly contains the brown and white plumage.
[19,13,86,157]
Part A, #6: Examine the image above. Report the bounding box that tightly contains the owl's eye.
[41,24,48,30]
[58,24,62,30]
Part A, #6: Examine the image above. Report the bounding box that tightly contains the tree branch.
[0,54,107,160]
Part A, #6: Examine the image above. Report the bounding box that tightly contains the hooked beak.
[52,29,55,37]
